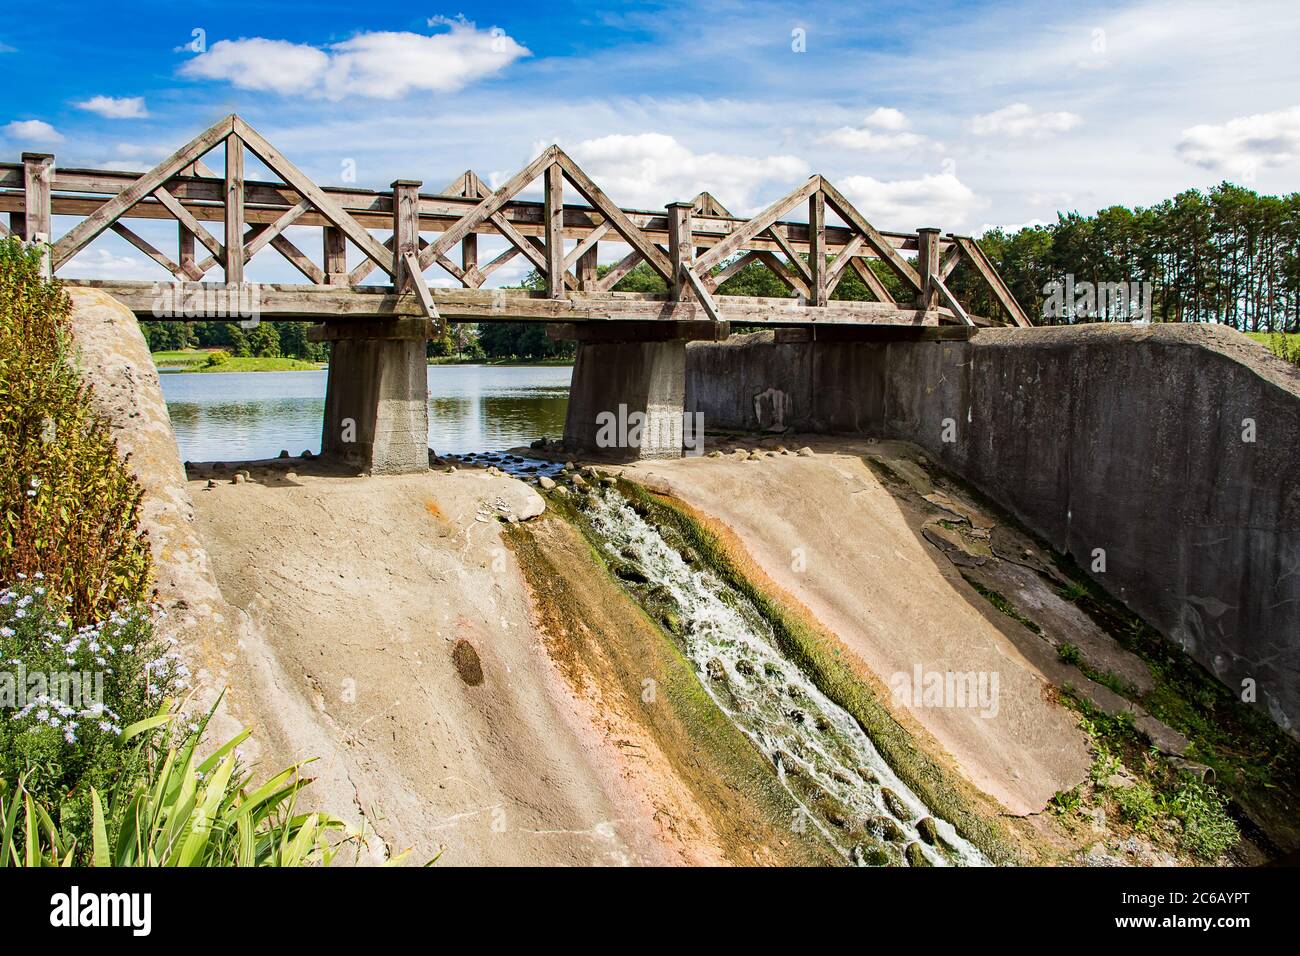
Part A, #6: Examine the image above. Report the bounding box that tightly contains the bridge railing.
[0,115,1030,328]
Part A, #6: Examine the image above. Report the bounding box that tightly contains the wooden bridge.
[1,115,1031,469]
[0,114,1029,331]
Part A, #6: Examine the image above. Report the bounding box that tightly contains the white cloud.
[1176,105,1300,174]
[818,107,927,152]
[75,95,149,119]
[180,19,528,100]
[559,132,809,212]
[3,119,62,143]
[969,103,1082,140]
[837,172,984,231]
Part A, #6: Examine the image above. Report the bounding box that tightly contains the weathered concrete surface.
[318,321,430,475]
[687,325,1300,735]
[623,449,1094,816]
[565,339,687,459]
[64,291,702,866]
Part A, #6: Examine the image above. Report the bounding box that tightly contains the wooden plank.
[66,279,948,326]
[564,222,610,271]
[110,222,185,278]
[554,150,674,281]
[51,114,234,270]
[695,176,820,273]
[543,163,565,297]
[224,134,245,284]
[152,185,224,260]
[931,273,974,326]
[916,228,940,309]
[323,226,347,285]
[667,202,693,300]
[391,179,422,294]
[232,116,395,277]
[753,251,810,298]
[848,257,896,305]
[402,250,442,325]
[592,248,644,293]
[23,152,53,276]
[418,145,557,270]
[819,178,923,293]
[704,250,761,292]
[953,235,1032,327]
[767,224,813,285]
[242,197,311,261]
[177,221,200,280]
[939,243,962,280]
[808,189,827,306]
[825,234,866,294]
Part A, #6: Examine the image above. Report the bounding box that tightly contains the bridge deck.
[2,114,1031,330]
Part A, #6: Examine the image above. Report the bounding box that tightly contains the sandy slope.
[625,443,1093,816]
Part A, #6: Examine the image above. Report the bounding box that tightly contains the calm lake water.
[160,365,572,461]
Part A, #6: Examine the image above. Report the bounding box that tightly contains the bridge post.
[311,319,432,475]
[917,227,941,310]
[667,202,694,300]
[22,152,53,276]
[391,179,423,293]
[551,320,729,460]
[224,135,245,285]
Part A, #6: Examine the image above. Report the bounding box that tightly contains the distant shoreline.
[152,349,573,373]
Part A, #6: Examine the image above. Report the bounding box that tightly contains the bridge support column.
[549,321,729,460]
[309,319,432,475]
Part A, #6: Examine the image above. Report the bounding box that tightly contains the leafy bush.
[0,577,185,850]
[1170,780,1239,860]
[1,704,358,867]
[203,349,230,368]
[0,238,151,622]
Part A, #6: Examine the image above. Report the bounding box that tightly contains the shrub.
[0,238,151,622]
[1,704,358,867]
[0,577,185,850]
[203,349,230,368]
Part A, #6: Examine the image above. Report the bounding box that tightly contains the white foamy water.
[584,488,987,867]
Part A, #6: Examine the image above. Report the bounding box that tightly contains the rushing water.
[582,487,987,867]
[159,365,571,461]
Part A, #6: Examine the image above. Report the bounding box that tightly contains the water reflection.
[160,365,571,461]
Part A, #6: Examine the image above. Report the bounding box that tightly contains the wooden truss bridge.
[0,114,1030,331]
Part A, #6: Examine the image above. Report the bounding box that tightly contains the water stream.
[582,486,988,867]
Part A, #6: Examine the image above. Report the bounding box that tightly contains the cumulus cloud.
[557,132,810,212]
[969,103,1082,140]
[3,119,62,143]
[75,95,149,119]
[837,172,984,231]
[818,107,927,152]
[180,18,528,100]
[1176,105,1300,174]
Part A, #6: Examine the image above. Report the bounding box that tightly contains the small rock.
[706,450,722,458]
[570,474,588,489]
[916,816,940,845]
[563,461,575,471]
[706,658,726,681]
[278,449,290,458]
[446,466,457,474]
[797,446,814,457]
[285,472,297,480]
[205,479,216,489]
[232,473,246,484]
[904,842,932,867]
[302,449,315,459]
[880,788,911,820]
[538,476,556,490]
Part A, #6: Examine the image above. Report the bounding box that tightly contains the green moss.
[606,478,1020,864]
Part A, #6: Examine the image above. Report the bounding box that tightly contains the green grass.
[1245,331,1300,366]
[152,349,322,373]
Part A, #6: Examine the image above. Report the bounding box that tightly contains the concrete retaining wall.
[686,325,1300,735]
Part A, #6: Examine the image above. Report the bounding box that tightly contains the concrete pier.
[553,321,728,460]
[311,319,432,475]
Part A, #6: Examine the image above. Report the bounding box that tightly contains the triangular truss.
[26,114,1031,328]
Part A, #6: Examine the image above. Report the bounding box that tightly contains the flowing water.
[582,487,988,867]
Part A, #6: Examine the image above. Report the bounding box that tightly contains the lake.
[160,365,572,462]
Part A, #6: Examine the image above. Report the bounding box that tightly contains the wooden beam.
[224,134,245,285]
[51,114,234,270]
[232,116,394,277]
[391,179,422,294]
[323,226,347,285]
[402,250,442,326]
[543,163,565,298]
[668,202,694,300]
[916,227,940,310]
[931,273,974,326]
[953,235,1032,327]
[808,188,827,306]
[152,185,223,261]
[23,153,53,276]
[819,178,923,293]
[696,176,820,273]
[848,257,896,305]
[110,222,186,279]
[554,150,674,282]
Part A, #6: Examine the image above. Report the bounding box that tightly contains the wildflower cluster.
[1,575,186,819]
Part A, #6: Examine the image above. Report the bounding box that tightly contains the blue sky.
[2,0,1298,284]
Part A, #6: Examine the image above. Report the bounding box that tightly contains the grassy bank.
[1245,331,1300,366]
[152,349,323,372]
[427,355,574,367]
